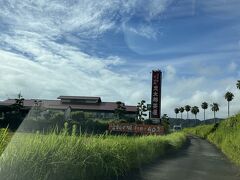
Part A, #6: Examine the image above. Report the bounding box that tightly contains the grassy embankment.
[184,114,240,167]
[0,129,186,180]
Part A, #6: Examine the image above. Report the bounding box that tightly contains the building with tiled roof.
[0,96,137,120]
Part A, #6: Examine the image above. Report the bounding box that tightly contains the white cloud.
[123,24,159,40]
[0,48,148,105]
[165,65,176,81]
[0,0,172,105]
[0,0,117,36]
[0,0,240,121]
[200,1,240,19]
[228,61,238,72]
[0,0,171,38]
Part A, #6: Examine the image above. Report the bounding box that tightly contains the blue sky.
[0,0,240,119]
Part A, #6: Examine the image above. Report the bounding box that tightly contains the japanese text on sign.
[151,70,162,118]
[109,123,164,135]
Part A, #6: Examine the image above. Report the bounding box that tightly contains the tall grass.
[184,114,240,167]
[0,131,186,180]
[207,114,240,166]
[183,124,215,138]
[0,128,10,155]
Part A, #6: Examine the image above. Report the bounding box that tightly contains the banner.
[109,123,164,135]
[151,70,162,119]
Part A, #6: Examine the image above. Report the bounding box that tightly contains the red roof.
[0,99,137,113]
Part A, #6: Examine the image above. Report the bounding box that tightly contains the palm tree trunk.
[204,109,206,121]
[214,111,216,124]
[176,114,177,119]
[181,113,182,119]
[228,101,230,117]
[187,111,189,119]
[195,114,197,125]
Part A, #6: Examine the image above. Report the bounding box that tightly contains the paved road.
[121,136,240,180]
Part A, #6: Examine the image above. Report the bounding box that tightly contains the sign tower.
[151,70,162,123]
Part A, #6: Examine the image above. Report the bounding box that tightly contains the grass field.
[184,114,240,167]
[0,129,186,180]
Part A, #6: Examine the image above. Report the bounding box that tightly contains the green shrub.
[71,111,85,122]
[135,120,143,124]
[45,111,65,130]
[144,119,153,125]
[119,120,128,123]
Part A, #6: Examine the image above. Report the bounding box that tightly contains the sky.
[0,0,240,120]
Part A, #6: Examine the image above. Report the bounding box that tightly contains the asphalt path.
[121,136,240,180]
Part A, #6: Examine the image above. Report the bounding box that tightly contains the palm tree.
[210,103,220,124]
[236,80,240,90]
[174,108,179,119]
[179,107,184,119]
[13,92,25,112]
[224,92,234,117]
[201,102,208,121]
[191,106,199,125]
[185,105,191,119]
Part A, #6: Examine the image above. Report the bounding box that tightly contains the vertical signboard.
[151,70,162,119]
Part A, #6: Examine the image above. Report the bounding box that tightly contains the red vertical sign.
[151,70,162,119]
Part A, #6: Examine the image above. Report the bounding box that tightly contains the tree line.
[174,80,240,124]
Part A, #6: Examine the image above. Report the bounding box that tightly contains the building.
[0,96,137,120]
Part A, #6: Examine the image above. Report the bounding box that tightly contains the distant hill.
[202,118,224,124]
[169,118,224,128]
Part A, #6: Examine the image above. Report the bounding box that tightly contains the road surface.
[121,136,240,180]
